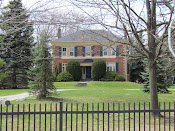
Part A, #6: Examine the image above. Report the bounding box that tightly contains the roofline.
[51,40,129,46]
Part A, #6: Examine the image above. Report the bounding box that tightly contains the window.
[106,63,116,72]
[104,46,107,56]
[62,63,67,72]
[70,47,74,56]
[63,48,66,56]
[111,48,115,55]
[86,46,91,56]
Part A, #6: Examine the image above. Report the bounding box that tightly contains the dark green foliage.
[57,72,73,82]
[0,58,8,81]
[0,0,34,88]
[29,32,55,99]
[66,60,81,81]
[115,75,126,81]
[53,66,59,82]
[129,59,145,82]
[100,71,118,81]
[92,59,106,81]
[141,59,170,93]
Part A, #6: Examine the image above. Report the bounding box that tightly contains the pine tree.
[0,58,8,82]
[53,66,59,82]
[29,32,55,99]
[141,58,170,93]
[129,58,145,82]
[0,0,34,88]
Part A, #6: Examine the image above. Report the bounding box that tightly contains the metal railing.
[0,102,175,131]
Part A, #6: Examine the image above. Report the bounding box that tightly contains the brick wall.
[119,45,124,55]
[77,46,83,56]
[94,45,101,56]
[54,46,59,56]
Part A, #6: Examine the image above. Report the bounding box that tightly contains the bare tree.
[32,10,93,41]
[0,0,92,55]
[168,0,175,57]
[67,0,174,111]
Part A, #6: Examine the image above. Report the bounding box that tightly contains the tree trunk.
[146,0,159,112]
[149,56,159,111]
[43,49,47,99]
[12,68,17,89]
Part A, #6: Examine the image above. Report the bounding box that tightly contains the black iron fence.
[0,102,175,131]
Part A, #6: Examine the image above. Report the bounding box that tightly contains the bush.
[53,66,59,82]
[57,72,73,82]
[100,71,118,81]
[115,75,126,81]
[66,60,81,81]
[92,59,106,81]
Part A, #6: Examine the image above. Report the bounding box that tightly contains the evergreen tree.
[29,32,55,99]
[141,58,170,93]
[53,66,59,82]
[129,58,145,82]
[0,58,8,82]
[0,0,34,88]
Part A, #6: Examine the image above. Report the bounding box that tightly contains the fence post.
[60,102,63,131]
[0,104,1,131]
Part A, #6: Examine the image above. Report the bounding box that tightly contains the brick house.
[51,29,129,81]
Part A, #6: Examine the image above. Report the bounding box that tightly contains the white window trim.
[103,46,108,56]
[86,46,91,56]
[106,63,116,72]
[62,47,67,56]
[70,47,74,57]
[111,47,115,55]
[62,63,67,72]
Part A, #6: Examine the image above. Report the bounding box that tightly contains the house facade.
[51,30,129,81]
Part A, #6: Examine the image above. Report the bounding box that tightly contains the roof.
[81,59,93,64]
[80,59,94,66]
[52,30,122,42]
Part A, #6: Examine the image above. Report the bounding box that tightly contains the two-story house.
[51,29,129,80]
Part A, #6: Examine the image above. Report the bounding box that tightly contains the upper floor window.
[86,46,91,56]
[70,47,74,56]
[63,48,66,56]
[104,46,107,56]
[111,48,115,55]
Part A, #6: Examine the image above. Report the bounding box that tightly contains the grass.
[0,89,29,96]
[1,81,175,104]
[53,81,175,105]
[1,81,175,130]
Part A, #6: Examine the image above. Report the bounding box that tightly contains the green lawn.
[53,81,175,106]
[0,81,172,109]
[0,89,29,96]
[1,81,175,105]
[1,82,175,131]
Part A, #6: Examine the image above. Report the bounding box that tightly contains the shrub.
[100,71,118,81]
[92,59,106,81]
[66,60,81,81]
[57,72,73,82]
[53,66,59,82]
[115,75,126,81]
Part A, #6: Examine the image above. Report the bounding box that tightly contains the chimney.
[57,26,61,38]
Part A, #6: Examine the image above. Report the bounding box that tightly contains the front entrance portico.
[81,59,93,80]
